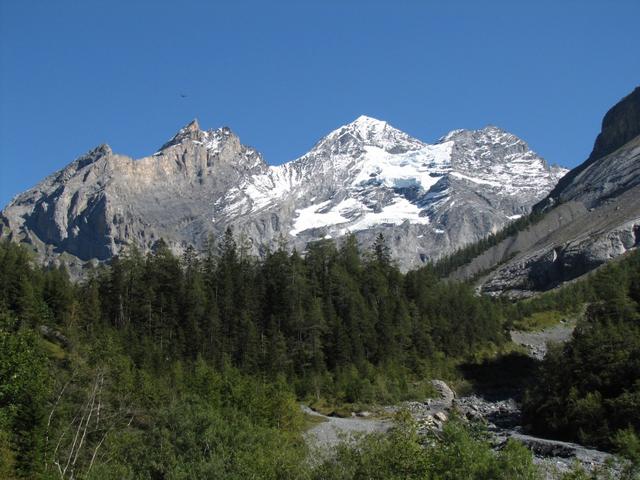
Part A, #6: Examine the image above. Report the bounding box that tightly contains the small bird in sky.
[180,93,187,98]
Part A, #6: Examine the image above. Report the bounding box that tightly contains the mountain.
[541,86,640,209]
[451,86,640,296]
[0,116,566,272]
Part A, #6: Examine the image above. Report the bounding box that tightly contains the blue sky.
[1,0,638,208]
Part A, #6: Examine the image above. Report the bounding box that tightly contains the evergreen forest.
[1,231,639,479]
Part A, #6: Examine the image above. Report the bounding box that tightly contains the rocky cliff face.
[453,86,640,296]
[542,86,640,209]
[1,116,565,272]
[1,120,268,263]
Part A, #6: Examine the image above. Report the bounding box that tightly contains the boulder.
[431,380,455,407]
[434,411,448,422]
[39,325,71,349]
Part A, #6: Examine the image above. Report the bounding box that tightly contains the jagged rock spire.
[159,119,202,150]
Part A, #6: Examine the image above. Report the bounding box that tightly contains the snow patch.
[450,172,503,187]
[347,197,430,232]
[289,201,350,235]
[351,143,453,192]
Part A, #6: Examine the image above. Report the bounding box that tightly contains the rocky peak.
[346,115,393,144]
[75,144,113,168]
[200,127,241,152]
[590,86,640,162]
[92,143,113,157]
[309,115,425,157]
[444,126,541,168]
[442,125,525,150]
[542,85,640,208]
[158,119,204,150]
[45,144,114,186]
[154,121,259,167]
[450,126,565,179]
[184,118,200,132]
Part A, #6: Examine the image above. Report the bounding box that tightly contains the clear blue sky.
[1,0,638,209]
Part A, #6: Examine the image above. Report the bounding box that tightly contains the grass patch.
[308,398,362,418]
[465,339,529,364]
[512,310,565,332]
[38,338,67,361]
[303,412,328,431]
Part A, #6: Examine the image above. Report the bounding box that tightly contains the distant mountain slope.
[451,86,640,296]
[0,115,565,272]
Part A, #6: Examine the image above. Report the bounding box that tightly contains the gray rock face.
[1,120,269,266]
[1,116,565,272]
[453,87,640,296]
[542,86,640,207]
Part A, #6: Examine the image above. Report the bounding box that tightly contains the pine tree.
[182,246,206,359]
[217,228,240,361]
[372,233,391,267]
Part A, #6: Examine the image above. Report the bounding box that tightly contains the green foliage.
[86,362,307,480]
[523,250,640,450]
[11,233,503,399]
[505,250,640,327]
[512,310,566,332]
[611,428,640,479]
[0,314,50,477]
[0,238,514,478]
[2,238,639,478]
[305,362,438,415]
[311,414,543,479]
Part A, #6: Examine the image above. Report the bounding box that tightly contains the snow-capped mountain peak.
[345,115,394,144]
[348,114,387,131]
[311,115,425,156]
[214,119,567,240]
[1,116,568,273]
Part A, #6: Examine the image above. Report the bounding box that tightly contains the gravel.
[302,405,391,450]
[510,322,575,360]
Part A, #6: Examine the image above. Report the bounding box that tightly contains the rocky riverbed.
[303,323,617,478]
[398,390,614,478]
[303,384,614,478]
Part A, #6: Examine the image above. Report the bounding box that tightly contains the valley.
[1,86,639,479]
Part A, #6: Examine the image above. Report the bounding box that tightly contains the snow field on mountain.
[289,194,432,236]
[215,116,565,238]
[351,143,453,191]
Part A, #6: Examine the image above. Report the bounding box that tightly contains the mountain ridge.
[538,86,640,212]
[0,115,566,273]
[450,86,640,296]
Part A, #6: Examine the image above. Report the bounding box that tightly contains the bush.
[311,415,543,479]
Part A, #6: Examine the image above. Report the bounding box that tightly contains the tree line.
[65,231,506,394]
